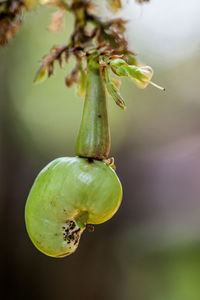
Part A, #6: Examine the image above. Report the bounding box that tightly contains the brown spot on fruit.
[62,220,81,245]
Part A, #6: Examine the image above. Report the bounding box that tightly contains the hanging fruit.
[24,0,163,258]
[25,57,122,257]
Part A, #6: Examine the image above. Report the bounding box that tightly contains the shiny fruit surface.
[25,157,122,257]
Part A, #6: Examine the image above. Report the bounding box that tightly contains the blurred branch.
[0,0,150,46]
[136,0,150,3]
[0,0,25,45]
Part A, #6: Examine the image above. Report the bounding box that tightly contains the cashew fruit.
[25,157,122,257]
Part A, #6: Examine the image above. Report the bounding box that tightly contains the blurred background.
[1,0,200,299]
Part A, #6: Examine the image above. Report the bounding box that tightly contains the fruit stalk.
[76,58,110,160]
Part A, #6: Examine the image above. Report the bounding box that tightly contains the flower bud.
[126,65,153,88]
[110,59,129,77]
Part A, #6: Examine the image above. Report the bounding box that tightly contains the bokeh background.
[1,0,200,299]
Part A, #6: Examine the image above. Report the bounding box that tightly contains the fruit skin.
[76,59,110,160]
[25,156,122,258]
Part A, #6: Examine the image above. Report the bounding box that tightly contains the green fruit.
[25,157,122,258]
[76,59,110,160]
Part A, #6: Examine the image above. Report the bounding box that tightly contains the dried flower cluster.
[0,0,25,46]
[34,0,163,110]
[35,0,130,87]
[0,0,150,47]
[0,0,160,108]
